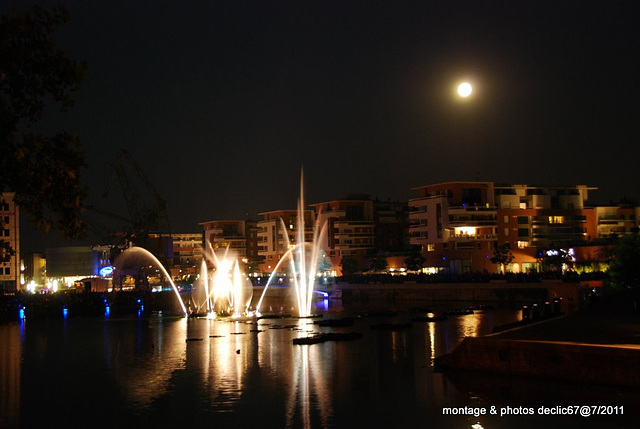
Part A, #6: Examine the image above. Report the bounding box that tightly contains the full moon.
[457,82,472,97]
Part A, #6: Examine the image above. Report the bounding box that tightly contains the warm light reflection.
[428,321,436,366]
[0,325,21,428]
[287,320,332,427]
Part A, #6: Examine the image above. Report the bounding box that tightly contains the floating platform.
[293,332,363,345]
[314,317,355,327]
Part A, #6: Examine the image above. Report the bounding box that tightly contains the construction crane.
[101,149,173,261]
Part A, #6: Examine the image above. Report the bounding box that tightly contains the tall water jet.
[113,246,188,316]
[257,169,329,317]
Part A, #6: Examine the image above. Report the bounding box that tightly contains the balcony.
[448,234,497,242]
[448,205,497,212]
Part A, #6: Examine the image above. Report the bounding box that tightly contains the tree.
[404,251,426,272]
[339,255,358,276]
[609,233,640,290]
[369,254,388,273]
[1,6,88,247]
[490,243,514,274]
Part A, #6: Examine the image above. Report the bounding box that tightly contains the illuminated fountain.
[256,170,329,318]
[113,246,188,316]
[195,244,254,319]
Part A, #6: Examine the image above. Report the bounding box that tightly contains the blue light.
[62,307,68,319]
[313,290,329,297]
[19,307,25,320]
[105,304,110,318]
[137,299,141,304]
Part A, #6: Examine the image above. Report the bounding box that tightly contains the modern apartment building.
[373,199,411,253]
[169,232,203,267]
[409,182,600,274]
[409,182,497,273]
[595,205,640,239]
[310,196,375,273]
[256,210,315,274]
[199,220,258,262]
[0,193,19,292]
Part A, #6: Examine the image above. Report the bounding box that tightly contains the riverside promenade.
[434,294,640,387]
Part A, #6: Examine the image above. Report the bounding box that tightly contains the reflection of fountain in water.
[287,338,332,427]
[113,246,188,316]
[194,244,253,318]
[256,170,329,317]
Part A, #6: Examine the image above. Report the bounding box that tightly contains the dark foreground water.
[1,300,638,429]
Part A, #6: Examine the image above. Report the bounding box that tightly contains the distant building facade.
[199,220,260,269]
[0,193,19,293]
[409,182,601,274]
[256,210,315,274]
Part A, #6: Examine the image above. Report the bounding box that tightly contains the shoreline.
[434,298,640,387]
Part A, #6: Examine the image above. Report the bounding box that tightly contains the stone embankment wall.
[334,281,585,309]
[434,337,640,387]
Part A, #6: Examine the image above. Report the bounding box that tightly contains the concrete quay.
[434,298,640,387]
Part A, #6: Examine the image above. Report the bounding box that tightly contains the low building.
[0,193,19,293]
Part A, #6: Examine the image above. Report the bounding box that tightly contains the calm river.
[1,300,638,428]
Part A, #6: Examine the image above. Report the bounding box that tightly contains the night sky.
[5,1,640,252]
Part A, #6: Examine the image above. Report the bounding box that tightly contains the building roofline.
[410,181,494,190]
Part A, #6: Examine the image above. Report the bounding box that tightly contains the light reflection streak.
[428,321,436,366]
[286,320,332,428]
[109,317,188,407]
[0,324,21,429]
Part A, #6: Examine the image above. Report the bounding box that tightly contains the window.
[517,216,529,224]
[503,216,509,223]
[504,228,509,236]
[549,216,564,224]
[426,244,435,252]
[518,228,529,237]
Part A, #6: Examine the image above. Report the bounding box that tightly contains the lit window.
[549,216,564,224]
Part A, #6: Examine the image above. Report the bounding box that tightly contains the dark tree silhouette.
[1,6,88,246]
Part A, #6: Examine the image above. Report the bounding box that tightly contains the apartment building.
[0,193,19,292]
[595,205,640,239]
[256,210,315,274]
[200,220,254,259]
[169,232,203,267]
[409,182,600,274]
[310,196,375,273]
[373,199,411,253]
[409,182,497,273]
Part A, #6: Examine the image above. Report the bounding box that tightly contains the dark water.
[1,301,638,429]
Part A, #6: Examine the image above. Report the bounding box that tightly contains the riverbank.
[434,293,640,387]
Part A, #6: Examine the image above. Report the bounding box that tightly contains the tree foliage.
[369,254,388,273]
[609,233,640,290]
[490,243,514,273]
[1,5,88,241]
[339,255,358,276]
[404,251,426,272]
